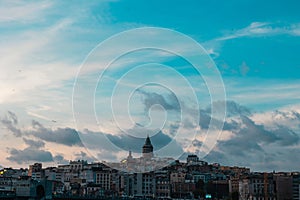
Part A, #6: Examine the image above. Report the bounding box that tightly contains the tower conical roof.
[144,135,152,146]
[142,135,153,156]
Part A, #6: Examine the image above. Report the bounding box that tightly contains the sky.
[0,0,300,171]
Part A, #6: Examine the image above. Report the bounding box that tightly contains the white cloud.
[0,0,52,23]
[239,61,250,76]
[251,106,300,132]
[216,21,300,41]
[0,18,76,102]
[224,78,300,109]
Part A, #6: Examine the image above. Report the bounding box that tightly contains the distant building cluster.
[0,136,299,200]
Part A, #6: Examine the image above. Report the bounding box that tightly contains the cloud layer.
[1,99,299,171]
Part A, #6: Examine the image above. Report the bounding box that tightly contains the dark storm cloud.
[222,119,239,131]
[6,111,18,125]
[239,115,279,143]
[28,120,83,147]
[191,139,203,147]
[176,101,249,130]
[168,123,180,136]
[206,100,251,117]
[274,110,300,120]
[233,115,299,147]
[23,138,45,149]
[137,89,180,112]
[1,112,82,147]
[2,104,299,170]
[273,126,299,146]
[204,150,227,164]
[53,154,69,164]
[217,137,263,157]
[199,108,238,131]
[199,101,245,130]
[201,102,300,170]
[1,111,22,137]
[1,114,178,154]
[182,118,197,129]
[7,132,55,164]
[77,126,183,157]
[106,130,173,153]
[199,110,211,129]
[7,135,69,165]
[205,115,278,159]
[7,148,53,164]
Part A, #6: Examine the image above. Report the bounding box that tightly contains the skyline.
[0,0,300,171]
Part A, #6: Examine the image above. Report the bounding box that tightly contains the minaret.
[142,135,153,159]
[127,150,133,160]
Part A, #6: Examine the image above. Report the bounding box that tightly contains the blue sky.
[0,0,300,171]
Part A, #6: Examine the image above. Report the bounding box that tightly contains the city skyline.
[0,0,300,172]
[0,135,297,174]
[0,144,298,200]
